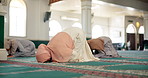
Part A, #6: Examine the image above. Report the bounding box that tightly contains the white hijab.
[63,27,99,62]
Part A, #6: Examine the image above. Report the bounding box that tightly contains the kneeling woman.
[87,36,121,58]
[5,38,36,57]
[36,27,99,63]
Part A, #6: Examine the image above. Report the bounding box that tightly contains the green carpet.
[0,50,148,78]
[129,59,148,61]
[67,61,122,66]
[105,64,148,70]
[0,65,84,78]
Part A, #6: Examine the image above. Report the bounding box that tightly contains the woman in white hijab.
[36,27,99,63]
[63,27,99,62]
[5,38,36,57]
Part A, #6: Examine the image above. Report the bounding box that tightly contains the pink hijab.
[36,32,74,63]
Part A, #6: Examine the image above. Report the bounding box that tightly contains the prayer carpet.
[0,50,148,78]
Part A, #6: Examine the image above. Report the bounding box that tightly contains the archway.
[126,24,136,50]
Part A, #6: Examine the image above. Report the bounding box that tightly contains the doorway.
[127,33,136,50]
[139,34,144,50]
[126,24,136,50]
[0,15,4,48]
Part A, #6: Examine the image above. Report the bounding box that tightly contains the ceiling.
[50,0,148,18]
[137,0,148,3]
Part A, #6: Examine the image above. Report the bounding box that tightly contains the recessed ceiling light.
[126,7,135,11]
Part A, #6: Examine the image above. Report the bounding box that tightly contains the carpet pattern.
[0,51,148,78]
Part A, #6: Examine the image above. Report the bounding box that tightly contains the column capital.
[143,11,148,19]
[81,0,92,10]
[81,0,92,2]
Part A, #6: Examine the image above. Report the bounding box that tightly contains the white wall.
[4,0,50,40]
[51,11,126,43]
[92,16,109,37]
[50,10,81,30]
[144,13,148,40]
[109,16,125,43]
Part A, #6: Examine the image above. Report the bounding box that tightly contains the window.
[9,0,26,37]
[138,26,144,34]
[126,24,136,33]
[92,25,103,38]
[72,22,82,29]
[49,20,62,37]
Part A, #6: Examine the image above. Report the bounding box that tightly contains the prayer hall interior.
[0,0,148,78]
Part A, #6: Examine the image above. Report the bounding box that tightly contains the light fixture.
[92,0,106,5]
[136,22,140,28]
[126,7,135,11]
[61,16,79,21]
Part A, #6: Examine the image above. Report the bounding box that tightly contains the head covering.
[87,38,104,51]
[4,39,12,50]
[47,32,74,62]
[98,36,120,57]
[36,44,51,63]
[36,27,99,63]
[63,27,99,62]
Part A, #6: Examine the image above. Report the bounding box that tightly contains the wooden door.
[0,15,4,48]
[127,33,136,50]
[139,34,144,50]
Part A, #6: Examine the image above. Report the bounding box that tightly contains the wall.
[51,10,111,36]
[92,16,109,37]
[51,10,125,43]
[3,0,146,46]
[144,13,148,40]
[4,0,50,40]
[51,10,81,30]
[109,16,125,43]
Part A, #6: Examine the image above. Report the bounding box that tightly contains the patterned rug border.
[99,60,148,65]
[0,60,147,78]
[8,57,148,65]
[123,57,148,59]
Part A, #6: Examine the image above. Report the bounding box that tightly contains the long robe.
[36,32,74,63]
[5,39,36,57]
[36,27,99,63]
[88,36,120,58]
[63,27,99,62]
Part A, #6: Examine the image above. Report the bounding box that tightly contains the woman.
[87,36,121,58]
[36,27,99,63]
[5,38,36,57]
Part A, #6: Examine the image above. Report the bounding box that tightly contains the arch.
[126,24,136,33]
[9,0,27,37]
[138,26,144,34]
[126,24,136,50]
[72,22,82,29]
[92,25,103,38]
[49,20,62,37]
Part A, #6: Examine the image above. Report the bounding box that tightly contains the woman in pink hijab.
[36,27,99,63]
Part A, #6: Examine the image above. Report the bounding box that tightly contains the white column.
[144,13,148,40]
[81,0,92,39]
